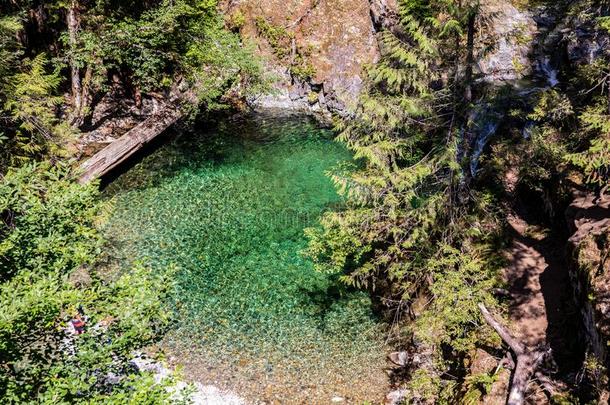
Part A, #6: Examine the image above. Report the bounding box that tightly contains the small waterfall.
[466,103,503,177]
[470,115,500,177]
[538,56,559,87]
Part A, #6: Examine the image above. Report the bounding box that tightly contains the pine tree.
[308,0,485,301]
[3,54,76,164]
[306,0,497,399]
[566,18,610,199]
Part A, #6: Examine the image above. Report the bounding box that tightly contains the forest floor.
[500,187,585,402]
[504,209,579,362]
[504,211,556,349]
[495,168,576,400]
[501,210,568,403]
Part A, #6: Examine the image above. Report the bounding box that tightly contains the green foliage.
[462,371,499,405]
[406,369,447,403]
[496,9,610,200]
[255,17,294,60]
[580,353,609,399]
[566,137,610,187]
[507,126,568,194]
[226,9,246,31]
[2,54,76,164]
[306,0,487,301]
[0,15,76,167]
[597,15,610,32]
[412,244,497,352]
[255,16,316,81]
[0,1,265,402]
[2,0,265,135]
[66,0,266,107]
[306,0,499,400]
[562,54,610,190]
[182,7,266,109]
[528,89,574,123]
[0,163,101,280]
[0,163,176,402]
[291,55,317,81]
[0,16,21,83]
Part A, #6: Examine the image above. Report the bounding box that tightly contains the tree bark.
[67,1,84,126]
[478,303,550,405]
[464,9,476,103]
[78,103,183,183]
[478,303,524,355]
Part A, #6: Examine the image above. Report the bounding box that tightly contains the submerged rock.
[385,388,407,405]
[388,351,409,367]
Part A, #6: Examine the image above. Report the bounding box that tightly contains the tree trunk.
[478,303,550,405]
[67,1,87,127]
[78,103,183,183]
[464,9,476,103]
[507,354,535,405]
[81,64,94,124]
[134,85,142,109]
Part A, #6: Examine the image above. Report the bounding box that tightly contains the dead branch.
[478,303,524,355]
[534,371,566,398]
[77,81,197,183]
[478,303,551,405]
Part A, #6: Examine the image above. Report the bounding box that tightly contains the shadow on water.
[100,111,335,192]
[102,111,389,402]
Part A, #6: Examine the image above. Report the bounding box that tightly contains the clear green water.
[104,114,388,402]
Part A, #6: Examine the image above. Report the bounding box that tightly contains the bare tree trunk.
[134,85,142,109]
[78,103,183,183]
[81,64,95,123]
[79,79,197,183]
[478,303,550,405]
[464,9,476,103]
[67,1,84,127]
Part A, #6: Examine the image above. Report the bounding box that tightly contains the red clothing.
[71,318,85,334]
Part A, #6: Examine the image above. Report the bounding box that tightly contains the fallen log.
[77,103,183,184]
[478,303,551,405]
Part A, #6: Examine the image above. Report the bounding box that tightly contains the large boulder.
[476,1,538,83]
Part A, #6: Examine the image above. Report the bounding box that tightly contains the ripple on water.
[104,114,389,403]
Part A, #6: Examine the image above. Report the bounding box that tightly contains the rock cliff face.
[223,0,542,120]
[222,0,390,119]
[566,193,610,370]
[556,8,610,385]
[476,2,537,83]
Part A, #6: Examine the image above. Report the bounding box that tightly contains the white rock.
[385,389,407,405]
[132,355,247,404]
